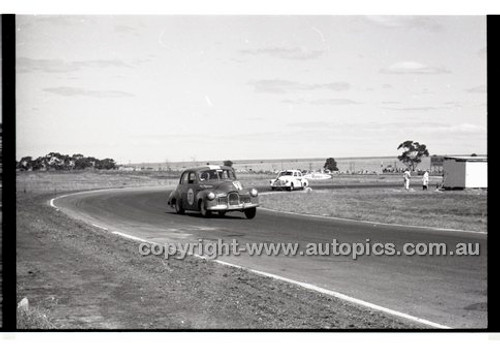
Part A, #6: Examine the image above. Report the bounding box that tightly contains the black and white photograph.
[2,5,493,337]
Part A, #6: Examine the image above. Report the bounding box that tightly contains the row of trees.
[19,140,422,173]
[17,152,117,171]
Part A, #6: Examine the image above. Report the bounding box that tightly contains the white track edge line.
[92,223,108,231]
[212,259,451,329]
[49,197,58,209]
[188,254,449,329]
[48,187,170,210]
[111,231,148,243]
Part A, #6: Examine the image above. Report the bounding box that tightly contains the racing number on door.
[187,188,195,206]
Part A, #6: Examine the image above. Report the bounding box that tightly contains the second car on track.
[270,170,309,191]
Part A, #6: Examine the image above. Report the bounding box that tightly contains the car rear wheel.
[244,207,257,219]
[174,199,185,215]
[199,200,211,218]
[218,211,226,217]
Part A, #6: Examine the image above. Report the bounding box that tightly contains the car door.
[296,171,303,186]
[183,171,199,210]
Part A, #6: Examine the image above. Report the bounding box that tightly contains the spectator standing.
[422,170,429,190]
[403,169,411,190]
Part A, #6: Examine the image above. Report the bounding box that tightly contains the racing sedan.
[168,165,260,219]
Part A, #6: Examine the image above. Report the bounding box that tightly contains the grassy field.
[243,171,444,190]
[17,170,179,194]
[16,170,277,194]
[260,187,487,232]
[16,169,441,194]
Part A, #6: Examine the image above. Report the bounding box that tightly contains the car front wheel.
[244,207,257,219]
[174,199,185,215]
[289,183,294,191]
[199,201,211,218]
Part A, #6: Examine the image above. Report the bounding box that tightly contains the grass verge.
[17,170,438,194]
[17,308,58,330]
[260,187,487,232]
[17,170,178,194]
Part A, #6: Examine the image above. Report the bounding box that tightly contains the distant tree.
[87,157,98,168]
[75,157,93,170]
[31,157,46,170]
[323,157,339,172]
[96,158,116,170]
[18,156,33,170]
[17,152,119,171]
[471,153,477,157]
[62,156,74,170]
[223,160,234,167]
[397,140,429,171]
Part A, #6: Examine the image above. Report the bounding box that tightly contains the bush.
[18,152,117,171]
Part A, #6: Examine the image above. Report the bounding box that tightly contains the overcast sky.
[16,15,487,163]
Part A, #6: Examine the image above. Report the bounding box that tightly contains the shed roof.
[443,155,487,162]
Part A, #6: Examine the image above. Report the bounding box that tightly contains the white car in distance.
[270,170,309,191]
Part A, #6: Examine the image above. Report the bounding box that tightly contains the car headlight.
[250,188,258,197]
[207,192,216,200]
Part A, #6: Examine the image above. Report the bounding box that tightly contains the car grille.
[228,192,239,206]
[217,193,253,206]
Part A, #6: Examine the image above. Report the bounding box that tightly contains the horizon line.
[124,153,487,166]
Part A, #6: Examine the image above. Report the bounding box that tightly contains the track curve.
[53,186,487,329]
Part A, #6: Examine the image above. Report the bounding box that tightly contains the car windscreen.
[198,169,236,181]
[278,171,293,177]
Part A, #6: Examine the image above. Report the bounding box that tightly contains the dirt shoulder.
[17,191,423,329]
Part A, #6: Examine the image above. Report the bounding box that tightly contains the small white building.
[443,156,487,189]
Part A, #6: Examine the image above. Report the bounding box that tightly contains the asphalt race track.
[53,186,487,329]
